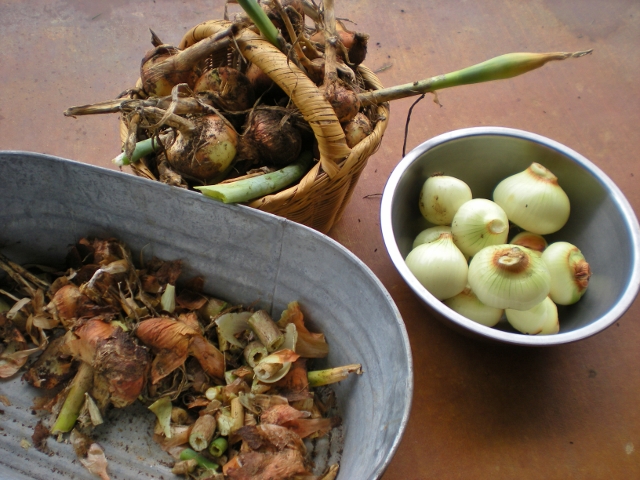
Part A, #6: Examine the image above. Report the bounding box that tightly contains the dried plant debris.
[0,237,362,479]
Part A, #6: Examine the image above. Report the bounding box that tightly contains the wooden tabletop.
[2,1,639,478]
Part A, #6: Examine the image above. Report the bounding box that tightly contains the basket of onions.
[64,0,591,234]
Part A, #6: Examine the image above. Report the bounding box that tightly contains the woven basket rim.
[120,20,390,232]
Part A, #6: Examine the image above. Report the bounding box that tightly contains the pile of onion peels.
[63,0,591,205]
[0,238,361,479]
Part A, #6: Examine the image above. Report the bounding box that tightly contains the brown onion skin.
[194,67,255,112]
[166,115,238,182]
[140,45,199,97]
[343,112,372,148]
[309,29,369,66]
[241,108,302,168]
[324,81,361,123]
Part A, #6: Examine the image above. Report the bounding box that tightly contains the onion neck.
[528,162,558,184]
[574,260,592,290]
[494,247,530,273]
[488,219,507,235]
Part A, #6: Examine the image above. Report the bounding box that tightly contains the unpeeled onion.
[166,114,237,181]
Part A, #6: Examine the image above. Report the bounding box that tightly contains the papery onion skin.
[493,162,570,235]
[443,286,504,327]
[413,225,451,249]
[468,244,551,310]
[451,198,509,257]
[541,241,592,305]
[405,233,468,300]
[140,45,199,98]
[419,175,472,226]
[343,112,372,148]
[324,81,361,123]
[240,108,302,168]
[510,231,547,253]
[166,114,237,181]
[194,66,255,112]
[506,296,559,335]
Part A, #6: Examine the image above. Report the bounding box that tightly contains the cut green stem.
[113,137,164,167]
[209,437,228,457]
[358,50,593,105]
[179,448,219,471]
[307,364,363,387]
[237,0,282,49]
[51,362,94,434]
[195,150,313,203]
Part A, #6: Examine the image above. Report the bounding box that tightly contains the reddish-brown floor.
[2,1,639,478]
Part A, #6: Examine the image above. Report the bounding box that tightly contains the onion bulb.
[506,296,559,335]
[541,241,592,305]
[413,225,451,249]
[240,108,302,168]
[451,198,509,257]
[468,244,551,310]
[510,231,547,253]
[245,62,278,97]
[343,112,372,148]
[443,285,504,327]
[165,114,237,181]
[419,175,472,225]
[404,232,468,300]
[323,80,361,123]
[194,66,255,112]
[140,45,197,97]
[493,163,570,235]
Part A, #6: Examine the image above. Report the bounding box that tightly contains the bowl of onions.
[380,126,640,346]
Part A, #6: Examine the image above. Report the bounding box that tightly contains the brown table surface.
[2,1,639,478]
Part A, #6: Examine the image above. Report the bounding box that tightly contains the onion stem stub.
[468,244,551,311]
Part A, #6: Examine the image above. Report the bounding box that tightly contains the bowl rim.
[380,126,640,346]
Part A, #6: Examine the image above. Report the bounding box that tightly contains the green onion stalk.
[113,137,165,167]
[358,50,593,105]
[196,151,313,204]
[209,437,228,457]
[236,0,282,49]
[51,362,94,434]
[307,363,363,388]
[179,448,219,471]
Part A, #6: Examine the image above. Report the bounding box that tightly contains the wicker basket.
[121,20,389,234]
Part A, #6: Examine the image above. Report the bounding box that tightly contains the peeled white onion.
[451,198,509,257]
[506,296,559,335]
[541,241,592,305]
[468,244,551,310]
[493,162,570,235]
[412,225,451,249]
[443,285,504,327]
[405,232,468,300]
[419,175,472,225]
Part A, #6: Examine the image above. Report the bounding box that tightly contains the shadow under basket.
[120,21,390,234]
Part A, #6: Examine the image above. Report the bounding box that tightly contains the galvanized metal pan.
[0,151,413,480]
